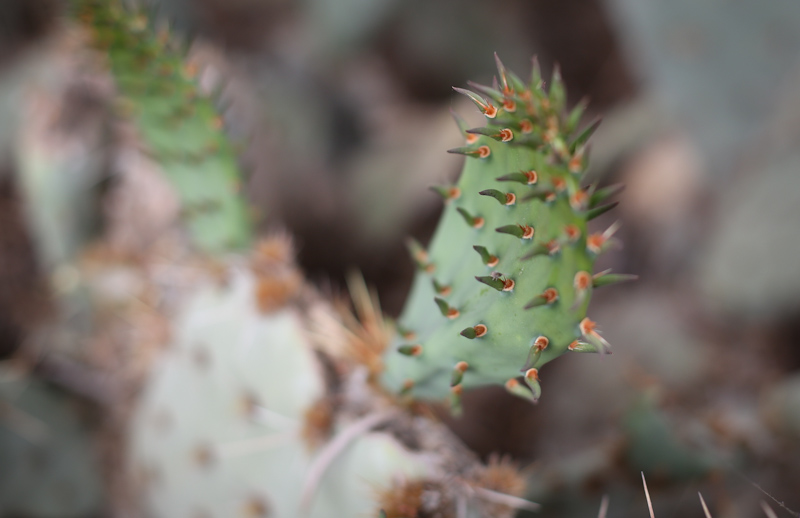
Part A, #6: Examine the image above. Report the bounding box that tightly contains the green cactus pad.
[75,0,252,253]
[383,56,620,402]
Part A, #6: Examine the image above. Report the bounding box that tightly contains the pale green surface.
[131,271,431,518]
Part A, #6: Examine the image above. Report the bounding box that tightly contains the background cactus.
[76,0,252,254]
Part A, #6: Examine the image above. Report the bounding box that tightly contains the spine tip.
[400,379,415,395]
[451,361,469,386]
[458,208,485,229]
[505,378,538,403]
[398,344,423,357]
[480,189,516,206]
[435,297,460,319]
[475,275,514,292]
[565,224,582,242]
[496,224,534,239]
[586,201,619,221]
[473,245,499,267]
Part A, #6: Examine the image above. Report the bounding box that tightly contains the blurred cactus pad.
[74,0,252,253]
[382,56,628,405]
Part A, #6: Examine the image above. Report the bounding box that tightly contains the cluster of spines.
[448,55,598,162]
[394,55,635,406]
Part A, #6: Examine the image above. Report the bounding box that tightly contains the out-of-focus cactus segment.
[75,0,252,253]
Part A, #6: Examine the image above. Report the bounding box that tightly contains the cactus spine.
[383,56,623,404]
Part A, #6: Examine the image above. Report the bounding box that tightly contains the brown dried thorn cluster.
[250,234,303,313]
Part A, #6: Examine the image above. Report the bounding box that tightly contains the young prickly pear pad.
[383,55,631,405]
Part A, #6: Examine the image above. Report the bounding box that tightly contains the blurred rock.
[698,62,800,318]
[763,374,800,440]
[537,288,709,444]
[0,172,48,360]
[618,133,705,276]
[0,0,59,70]
[0,377,103,517]
[606,0,800,171]
[623,393,714,480]
[699,157,800,317]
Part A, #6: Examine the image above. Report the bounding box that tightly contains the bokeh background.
[1,0,800,516]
